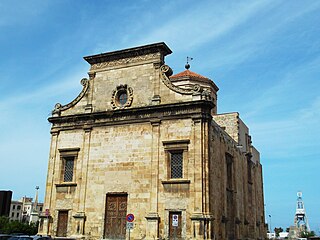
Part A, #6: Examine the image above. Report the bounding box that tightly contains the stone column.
[145,119,161,239]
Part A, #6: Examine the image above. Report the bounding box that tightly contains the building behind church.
[39,42,266,239]
[10,196,43,223]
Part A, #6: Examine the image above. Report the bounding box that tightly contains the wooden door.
[57,210,68,237]
[104,194,127,239]
[169,212,182,239]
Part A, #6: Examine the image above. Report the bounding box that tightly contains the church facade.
[39,42,266,239]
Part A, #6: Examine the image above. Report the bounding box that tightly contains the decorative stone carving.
[111,84,134,109]
[202,89,212,100]
[52,78,89,116]
[91,53,161,70]
[160,65,203,95]
[88,72,96,80]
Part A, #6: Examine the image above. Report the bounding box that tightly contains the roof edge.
[84,42,172,65]
[170,70,219,92]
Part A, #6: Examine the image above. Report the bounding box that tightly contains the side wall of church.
[209,123,266,239]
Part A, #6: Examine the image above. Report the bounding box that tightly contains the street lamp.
[268,215,272,234]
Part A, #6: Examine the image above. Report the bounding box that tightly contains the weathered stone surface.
[39,43,266,240]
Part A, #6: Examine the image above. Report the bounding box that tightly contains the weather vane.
[185,56,193,69]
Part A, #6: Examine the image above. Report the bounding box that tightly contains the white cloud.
[136,1,276,52]
[174,0,320,73]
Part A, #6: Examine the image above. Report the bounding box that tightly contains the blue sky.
[1,0,319,232]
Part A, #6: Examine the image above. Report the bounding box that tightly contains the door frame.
[165,209,186,239]
[56,210,69,237]
[104,193,128,239]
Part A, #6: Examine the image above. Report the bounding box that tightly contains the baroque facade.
[39,42,266,239]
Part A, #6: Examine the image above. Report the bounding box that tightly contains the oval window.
[118,92,128,106]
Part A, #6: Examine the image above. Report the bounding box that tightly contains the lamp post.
[268,215,272,234]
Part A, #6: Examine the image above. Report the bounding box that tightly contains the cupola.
[169,66,219,114]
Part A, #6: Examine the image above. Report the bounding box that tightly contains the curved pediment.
[160,64,214,101]
[52,78,89,117]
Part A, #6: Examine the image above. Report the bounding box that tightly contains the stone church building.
[39,42,266,239]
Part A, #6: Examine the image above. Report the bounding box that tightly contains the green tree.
[300,230,315,238]
[274,227,283,237]
[0,216,38,235]
[0,216,10,233]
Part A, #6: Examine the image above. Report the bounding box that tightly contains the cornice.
[84,42,172,65]
[48,100,214,130]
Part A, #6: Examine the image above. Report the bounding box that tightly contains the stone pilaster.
[78,125,92,212]
[40,130,59,236]
[71,126,92,238]
[202,119,210,214]
[192,117,202,214]
[190,116,215,239]
[72,212,86,237]
[85,72,95,113]
[145,119,161,239]
[191,213,214,239]
[145,212,160,240]
[152,62,162,105]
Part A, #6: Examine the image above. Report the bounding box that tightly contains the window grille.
[170,152,183,178]
[64,157,74,182]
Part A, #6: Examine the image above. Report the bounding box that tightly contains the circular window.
[118,91,128,106]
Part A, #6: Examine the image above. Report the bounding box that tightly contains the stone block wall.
[41,42,266,240]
